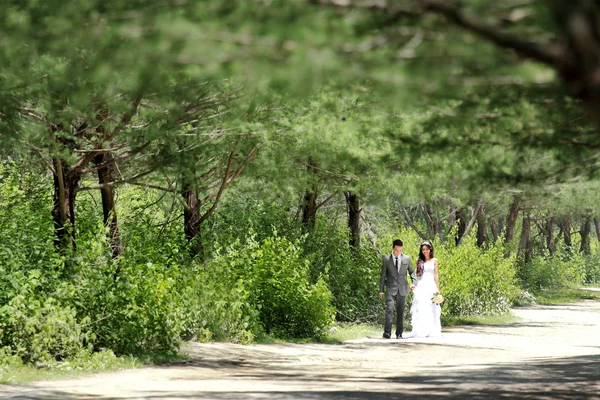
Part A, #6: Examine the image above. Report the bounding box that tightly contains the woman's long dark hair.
[416,241,434,277]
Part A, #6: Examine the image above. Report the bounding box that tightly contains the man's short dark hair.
[392,239,403,248]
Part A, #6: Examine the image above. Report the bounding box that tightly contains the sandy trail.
[2,297,599,399]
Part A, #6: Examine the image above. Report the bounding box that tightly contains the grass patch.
[532,287,600,305]
[254,323,382,345]
[0,349,187,385]
[254,335,318,345]
[323,323,381,344]
[441,313,520,327]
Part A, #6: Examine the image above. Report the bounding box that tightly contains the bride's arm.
[434,258,440,292]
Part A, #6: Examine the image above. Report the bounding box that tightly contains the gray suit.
[380,253,416,337]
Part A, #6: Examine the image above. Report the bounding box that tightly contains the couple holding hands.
[379,239,442,339]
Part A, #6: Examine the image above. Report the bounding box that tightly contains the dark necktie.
[395,256,399,273]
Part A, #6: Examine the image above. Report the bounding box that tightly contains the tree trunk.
[182,183,204,257]
[95,152,123,260]
[594,218,600,241]
[345,192,361,250]
[549,2,600,135]
[302,187,318,231]
[476,205,488,247]
[518,213,533,263]
[456,201,483,246]
[505,195,520,243]
[490,218,503,242]
[546,216,556,254]
[52,158,79,253]
[561,215,573,249]
[435,217,443,242]
[302,159,318,231]
[580,214,592,255]
[423,204,435,239]
[455,207,467,246]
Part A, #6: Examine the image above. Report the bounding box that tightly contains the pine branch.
[308,0,568,68]
[400,206,429,240]
[419,0,566,68]
[197,141,239,225]
[76,169,158,192]
[108,94,143,140]
[316,191,338,211]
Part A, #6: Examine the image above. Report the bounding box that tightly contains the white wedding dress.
[410,259,441,338]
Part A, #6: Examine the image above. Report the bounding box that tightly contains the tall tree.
[505,195,521,244]
[518,212,533,263]
[561,215,573,249]
[345,191,361,250]
[476,204,488,247]
[580,213,592,255]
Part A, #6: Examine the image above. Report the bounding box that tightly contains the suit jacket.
[380,253,416,296]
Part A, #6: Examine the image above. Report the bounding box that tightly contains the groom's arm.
[407,256,417,288]
[379,257,387,299]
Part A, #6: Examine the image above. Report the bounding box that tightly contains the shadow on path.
[3,354,599,399]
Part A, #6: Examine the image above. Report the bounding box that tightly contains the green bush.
[583,253,600,284]
[303,222,382,323]
[205,197,299,256]
[216,234,335,338]
[519,247,587,291]
[180,261,259,344]
[209,199,380,325]
[438,235,519,316]
[0,270,94,363]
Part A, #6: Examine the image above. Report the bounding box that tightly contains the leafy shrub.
[215,234,334,338]
[70,237,187,355]
[205,197,299,257]
[438,235,519,316]
[583,253,600,284]
[303,222,382,322]
[519,247,587,291]
[179,261,259,344]
[0,270,94,363]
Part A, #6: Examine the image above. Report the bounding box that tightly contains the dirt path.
[2,297,600,399]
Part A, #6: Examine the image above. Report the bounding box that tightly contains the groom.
[379,239,416,339]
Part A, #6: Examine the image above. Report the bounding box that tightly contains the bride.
[410,240,442,338]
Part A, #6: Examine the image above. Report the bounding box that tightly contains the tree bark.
[505,195,520,243]
[594,218,600,241]
[302,159,319,231]
[580,214,592,255]
[455,207,467,246]
[180,142,255,258]
[518,213,533,263]
[345,191,361,250]
[476,205,488,247]
[423,204,435,238]
[94,152,123,260]
[182,183,204,257]
[546,216,556,255]
[302,187,318,231]
[457,201,483,246]
[549,2,600,135]
[52,158,79,253]
[561,215,573,249]
[490,217,503,242]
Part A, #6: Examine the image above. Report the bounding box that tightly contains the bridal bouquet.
[431,292,444,305]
